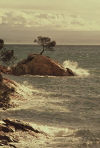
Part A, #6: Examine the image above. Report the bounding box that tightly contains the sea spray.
[63,60,90,77]
[15,81,39,97]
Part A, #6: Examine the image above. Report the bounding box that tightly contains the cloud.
[0,9,100,32]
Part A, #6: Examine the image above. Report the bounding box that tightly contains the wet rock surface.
[0,118,47,148]
[11,54,75,76]
[0,54,75,76]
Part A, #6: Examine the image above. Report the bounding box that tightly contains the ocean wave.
[63,60,90,77]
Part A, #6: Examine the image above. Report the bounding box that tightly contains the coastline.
[0,74,48,147]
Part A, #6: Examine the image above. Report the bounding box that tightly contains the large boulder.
[11,54,75,76]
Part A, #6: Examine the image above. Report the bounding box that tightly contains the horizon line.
[5,43,100,46]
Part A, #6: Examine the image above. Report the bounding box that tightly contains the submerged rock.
[11,54,75,76]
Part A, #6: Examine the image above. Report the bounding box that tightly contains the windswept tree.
[34,36,56,55]
[0,39,16,65]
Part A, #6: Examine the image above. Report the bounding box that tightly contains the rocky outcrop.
[0,73,15,109]
[0,118,47,147]
[0,65,10,74]
[11,54,75,76]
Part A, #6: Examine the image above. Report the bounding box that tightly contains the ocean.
[0,45,100,148]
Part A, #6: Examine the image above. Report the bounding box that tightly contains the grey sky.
[0,0,100,44]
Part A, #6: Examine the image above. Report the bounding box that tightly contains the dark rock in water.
[0,124,14,133]
[66,68,75,76]
[3,119,41,133]
[11,54,75,76]
[0,118,47,147]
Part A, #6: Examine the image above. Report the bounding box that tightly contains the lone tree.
[34,36,56,55]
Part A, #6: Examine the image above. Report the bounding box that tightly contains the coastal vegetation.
[0,37,75,76]
[0,39,16,65]
[0,37,74,147]
[34,36,56,55]
[0,39,4,50]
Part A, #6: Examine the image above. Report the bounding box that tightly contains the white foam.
[14,81,39,97]
[63,60,90,77]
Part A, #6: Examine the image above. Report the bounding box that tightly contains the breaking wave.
[63,60,90,77]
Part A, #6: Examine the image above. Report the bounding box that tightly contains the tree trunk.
[40,45,45,55]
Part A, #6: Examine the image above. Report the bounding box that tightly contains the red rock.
[0,65,10,74]
[11,54,75,76]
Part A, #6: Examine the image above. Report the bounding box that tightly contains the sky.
[0,0,100,44]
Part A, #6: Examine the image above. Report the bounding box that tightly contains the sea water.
[0,45,100,148]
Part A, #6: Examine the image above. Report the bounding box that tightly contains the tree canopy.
[0,39,4,50]
[34,36,56,55]
[0,39,16,65]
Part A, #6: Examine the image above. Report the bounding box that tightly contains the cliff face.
[11,54,75,76]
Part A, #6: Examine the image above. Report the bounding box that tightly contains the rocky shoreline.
[0,74,15,110]
[0,54,75,76]
[0,54,75,147]
[0,118,47,147]
[0,74,48,147]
